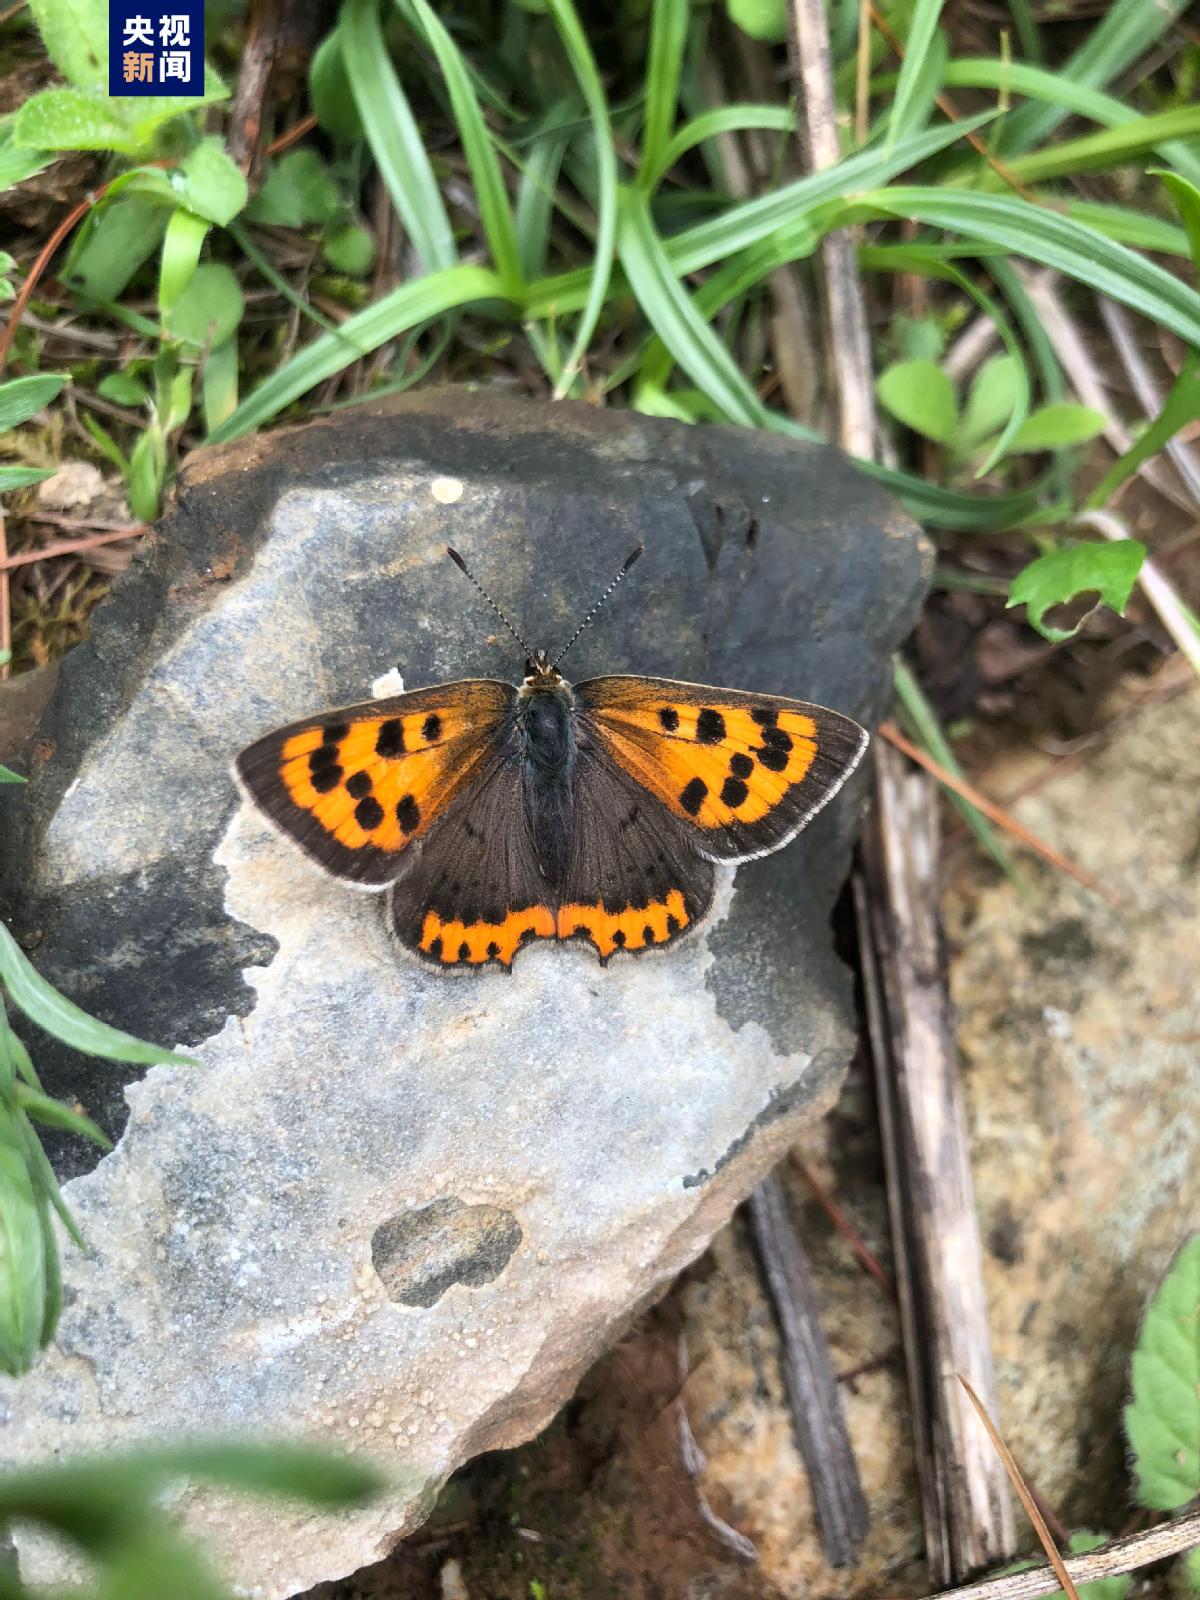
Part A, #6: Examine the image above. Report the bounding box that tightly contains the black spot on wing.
[355,796,385,831]
[345,771,372,799]
[311,762,342,793]
[696,708,725,744]
[720,776,748,808]
[423,713,443,742]
[729,752,754,779]
[658,707,679,731]
[396,794,420,833]
[756,745,788,773]
[680,777,707,816]
[376,720,405,758]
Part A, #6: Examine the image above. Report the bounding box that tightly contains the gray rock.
[0,391,927,1596]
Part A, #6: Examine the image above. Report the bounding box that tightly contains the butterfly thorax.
[517,667,576,887]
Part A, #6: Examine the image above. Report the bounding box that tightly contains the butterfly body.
[234,552,869,973]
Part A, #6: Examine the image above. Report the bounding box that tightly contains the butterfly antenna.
[446,547,537,659]
[551,547,644,671]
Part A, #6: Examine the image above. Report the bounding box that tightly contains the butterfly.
[234,547,869,972]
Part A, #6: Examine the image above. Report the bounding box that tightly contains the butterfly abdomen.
[519,681,576,887]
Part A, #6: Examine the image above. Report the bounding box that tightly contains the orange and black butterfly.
[234,548,868,972]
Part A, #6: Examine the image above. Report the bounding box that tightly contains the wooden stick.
[748,1174,869,1567]
[0,526,147,574]
[926,1507,1200,1600]
[857,744,1017,1583]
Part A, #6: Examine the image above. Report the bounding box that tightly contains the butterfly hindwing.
[234,679,514,886]
[575,675,868,863]
[387,724,714,970]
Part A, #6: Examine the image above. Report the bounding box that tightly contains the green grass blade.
[0,922,196,1067]
[970,105,1200,189]
[206,266,510,444]
[887,0,947,146]
[859,188,1200,351]
[994,0,1192,154]
[514,98,577,282]
[397,0,524,299]
[618,186,769,429]
[1085,352,1200,511]
[1063,201,1190,259]
[642,105,795,193]
[543,0,618,397]
[639,0,689,189]
[892,659,1024,883]
[341,0,456,273]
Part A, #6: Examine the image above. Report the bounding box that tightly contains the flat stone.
[0,391,927,1597]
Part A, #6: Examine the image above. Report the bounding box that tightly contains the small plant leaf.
[1008,539,1145,643]
[1004,402,1108,454]
[247,148,340,229]
[1125,1234,1200,1511]
[0,374,67,432]
[0,920,197,1066]
[724,0,788,42]
[0,466,56,492]
[173,139,249,228]
[0,764,26,784]
[959,354,1022,449]
[310,28,364,143]
[14,1085,112,1149]
[876,357,958,444]
[13,87,143,154]
[97,371,149,406]
[323,224,376,276]
[164,263,245,350]
[1185,1543,1200,1593]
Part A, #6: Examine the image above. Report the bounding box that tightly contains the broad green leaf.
[165,264,245,350]
[0,765,26,784]
[399,0,523,298]
[201,336,239,434]
[323,224,375,276]
[0,374,67,432]
[1186,1544,1200,1594]
[14,87,141,154]
[1004,403,1107,455]
[341,0,456,272]
[206,265,509,444]
[310,27,364,143]
[725,0,787,43]
[127,423,165,521]
[97,371,149,407]
[0,1126,47,1378]
[1008,539,1145,643]
[0,127,50,190]
[1086,353,1200,511]
[959,355,1021,449]
[62,195,169,303]
[875,358,957,444]
[0,919,197,1066]
[247,148,340,229]
[174,139,248,227]
[1126,1235,1200,1510]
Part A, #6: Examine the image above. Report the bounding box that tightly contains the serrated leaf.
[959,355,1022,449]
[1126,1234,1200,1510]
[1008,539,1145,643]
[876,357,958,444]
[1005,402,1108,454]
[0,374,67,432]
[0,919,197,1066]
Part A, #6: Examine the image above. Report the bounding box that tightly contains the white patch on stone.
[430,476,464,504]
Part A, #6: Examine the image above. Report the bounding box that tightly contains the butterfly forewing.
[234,679,514,886]
[575,676,868,863]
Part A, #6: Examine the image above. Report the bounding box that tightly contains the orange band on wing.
[419,906,556,967]
[556,889,690,960]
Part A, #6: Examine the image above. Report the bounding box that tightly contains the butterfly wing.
[388,724,714,970]
[234,679,515,887]
[387,744,558,968]
[575,675,868,863]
